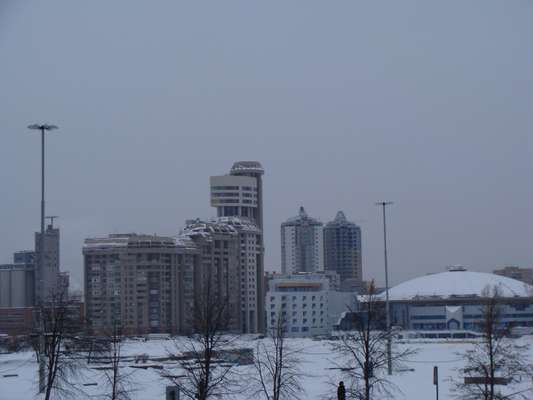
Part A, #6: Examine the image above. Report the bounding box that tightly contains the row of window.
[272,295,323,301]
[211,186,258,191]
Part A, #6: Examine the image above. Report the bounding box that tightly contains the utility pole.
[28,123,58,394]
[376,201,393,375]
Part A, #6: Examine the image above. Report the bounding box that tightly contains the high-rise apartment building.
[181,219,242,332]
[281,207,323,274]
[83,234,198,335]
[323,211,363,289]
[210,161,264,227]
[34,223,60,302]
[210,161,265,333]
[217,216,263,333]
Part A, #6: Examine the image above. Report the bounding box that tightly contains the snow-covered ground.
[1,335,532,399]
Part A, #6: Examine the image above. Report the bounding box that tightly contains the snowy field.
[1,335,532,399]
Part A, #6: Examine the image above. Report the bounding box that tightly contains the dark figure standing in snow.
[337,381,346,400]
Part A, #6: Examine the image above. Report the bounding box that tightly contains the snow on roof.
[383,269,533,301]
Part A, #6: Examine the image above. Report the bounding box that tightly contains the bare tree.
[249,315,305,400]
[33,286,85,400]
[331,281,415,400]
[100,321,135,400]
[453,286,532,400]
[163,277,239,400]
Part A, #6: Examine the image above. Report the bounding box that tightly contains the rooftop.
[282,206,322,226]
[230,161,264,175]
[382,268,533,301]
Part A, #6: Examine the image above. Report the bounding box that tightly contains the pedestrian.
[337,381,346,400]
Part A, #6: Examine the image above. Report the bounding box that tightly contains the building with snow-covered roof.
[83,233,199,335]
[181,219,242,332]
[381,267,533,331]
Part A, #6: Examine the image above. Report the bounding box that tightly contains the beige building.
[210,161,265,333]
[83,234,198,335]
[181,220,242,332]
[493,266,533,285]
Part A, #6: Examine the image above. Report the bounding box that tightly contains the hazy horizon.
[1,1,532,291]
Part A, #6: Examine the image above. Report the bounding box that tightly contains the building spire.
[299,206,307,218]
[334,211,346,222]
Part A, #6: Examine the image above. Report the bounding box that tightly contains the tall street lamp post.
[376,201,393,376]
[28,123,58,393]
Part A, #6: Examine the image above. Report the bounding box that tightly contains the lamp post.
[28,123,58,393]
[376,201,393,375]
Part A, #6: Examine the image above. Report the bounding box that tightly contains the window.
[212,186,239,190]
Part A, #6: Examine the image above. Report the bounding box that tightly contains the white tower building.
[281,207,324,274]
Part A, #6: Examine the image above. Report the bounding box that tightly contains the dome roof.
[384,269,533,301]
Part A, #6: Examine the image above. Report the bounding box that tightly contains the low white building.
[381,267,533,332]
[266,272,356,337]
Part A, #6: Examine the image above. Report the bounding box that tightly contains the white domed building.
[384,267,533,332]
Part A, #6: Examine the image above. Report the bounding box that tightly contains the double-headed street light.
[28,123,58,394]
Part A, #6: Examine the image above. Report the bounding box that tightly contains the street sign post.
[433,366,439,400]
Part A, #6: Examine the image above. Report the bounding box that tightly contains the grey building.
[13,250,35,265]
[34,223,60,302]
[493,266,533,285]
[0,262,35,308]
[0,249,36,308]
[323,211,363,290]
[210,161,265,333]
[281,207,324,274]
[83,233,199,335]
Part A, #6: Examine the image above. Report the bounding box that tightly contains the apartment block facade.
[323,211,363,289]
[83,234,198,335]
[181,220,242,332]
[281,206,324,274]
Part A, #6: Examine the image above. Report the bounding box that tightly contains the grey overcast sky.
[1,1,532,291]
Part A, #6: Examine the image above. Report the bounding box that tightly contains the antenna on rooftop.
[46,215,59,228]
